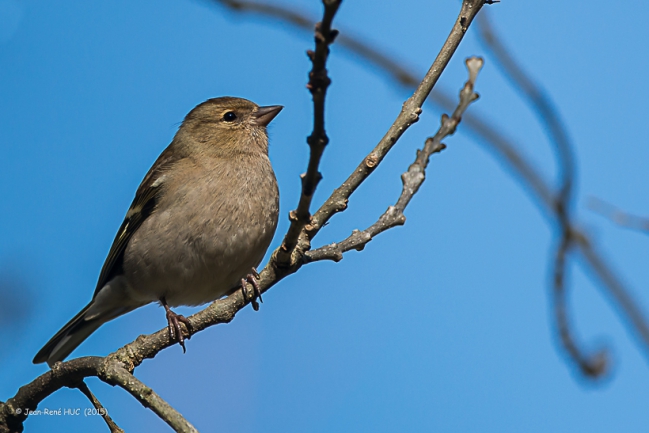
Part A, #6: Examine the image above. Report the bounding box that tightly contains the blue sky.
[1,0,649,432]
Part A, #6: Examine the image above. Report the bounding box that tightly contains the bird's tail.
[33,302,128,366]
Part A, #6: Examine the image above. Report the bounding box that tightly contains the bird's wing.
[93,145,181,297]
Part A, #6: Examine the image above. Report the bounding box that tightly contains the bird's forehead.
[201,97,258,112]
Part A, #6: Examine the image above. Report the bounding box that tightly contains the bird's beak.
[253,105,283,127]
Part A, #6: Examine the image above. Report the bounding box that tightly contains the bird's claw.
[241,267,263,311]
[161,298,193,353]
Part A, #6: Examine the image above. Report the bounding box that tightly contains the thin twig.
[100,364,199,433]
[576,235,649,360]
[477,13,575,201]
[306,58,484,262]
[307,0,486,241]
[588,197,649,233]
[75,381,124,433]
[553,233,607,377]
[276,0,342,267]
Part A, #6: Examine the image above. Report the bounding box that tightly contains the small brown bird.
[33,97,282,366]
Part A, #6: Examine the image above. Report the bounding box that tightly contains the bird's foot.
[241,267,263,311]
[161,298,193,353]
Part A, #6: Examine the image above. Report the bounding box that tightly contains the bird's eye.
[223,111,237,122]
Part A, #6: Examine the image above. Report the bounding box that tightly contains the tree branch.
[476,12,649,377]
[0,357,103,433]
[75,381,123,433]
[208,0,554,209]
[477,13,575,200]
[275,0,342,267]
[588,197,649,233]
[476,12,591,375]
[0,356,199,433]
[307,0,485,240]
[576,235,649,365]
[306,57,484,262]
[553,232,608,377]
[100,364,198,433]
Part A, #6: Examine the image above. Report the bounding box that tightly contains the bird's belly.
[122,198,276,307]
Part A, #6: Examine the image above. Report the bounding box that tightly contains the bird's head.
[176,96,283,156]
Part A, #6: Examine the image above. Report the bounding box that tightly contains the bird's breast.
[122,155,279,306]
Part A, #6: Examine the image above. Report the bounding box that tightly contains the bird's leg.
[241,267,263,311]
[160,297,193,353]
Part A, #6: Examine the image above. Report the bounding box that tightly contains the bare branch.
[100,364,198,433]
[553,233,608,378]
[0,357,104,432]
[306,58,485,262]
[477,12,596,374]
[276,0,342,267]
[0,356,198,433]
[307,0,487,242]
[211,0,313,28]
[475,11,649,377]
[576,235,649,361]
[75,381,124,433]
[477,13,575,201]
[588,197,649,233]
[479,10,600,375]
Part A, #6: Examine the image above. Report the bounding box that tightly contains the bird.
[33,97,282,367]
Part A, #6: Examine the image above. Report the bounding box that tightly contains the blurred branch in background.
[476,12,592,375]
[206,0,649,379]
[476,12,649,378]
[477,10,602,376]
[589,197,649,234]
